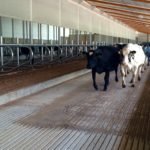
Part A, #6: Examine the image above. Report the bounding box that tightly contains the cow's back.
[95,46,119,72]
[132,44,145,65]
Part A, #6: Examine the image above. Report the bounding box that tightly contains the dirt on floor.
[17,68,150,140]
[0,57,87,95]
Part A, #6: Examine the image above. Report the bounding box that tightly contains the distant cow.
[143,44,150,66]
[19,47,34,64]
[84,46,120,91]
[119,43,146,88]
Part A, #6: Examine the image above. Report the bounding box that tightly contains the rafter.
[110,14,150,24]
[120,24,150,33]
[133,0,150,3]
[85,0,150,33]
[95,5,150,17]
[86,0,150,11]
[115,17,150,25]
[120,22,150,33]
[104,10,150,20]
[99,8,150,18]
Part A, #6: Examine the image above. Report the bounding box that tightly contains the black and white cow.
[119,43,146,88]
[84,46,120,91]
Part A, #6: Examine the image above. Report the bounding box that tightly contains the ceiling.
[84,0,150,34]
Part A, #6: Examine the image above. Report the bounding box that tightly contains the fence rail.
[0,43,99,73]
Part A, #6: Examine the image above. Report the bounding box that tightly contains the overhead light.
[138,15,144,19]
[135,31,139,34]
[79,0,84,3]
[91,6,95,10]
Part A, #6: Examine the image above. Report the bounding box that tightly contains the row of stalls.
[0,41,99,73]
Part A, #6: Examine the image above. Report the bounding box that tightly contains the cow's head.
[118,48,136,66]
[84,49,102,69]
[128,51,136,62]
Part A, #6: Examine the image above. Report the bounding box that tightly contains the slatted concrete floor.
[0,68,150,150]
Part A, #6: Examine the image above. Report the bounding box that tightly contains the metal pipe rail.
[0,45,34,72]
[0,44,98,73]
[0,46,14,71]
[2,46,14,64]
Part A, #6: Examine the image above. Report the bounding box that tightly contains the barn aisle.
[0,68,150,150]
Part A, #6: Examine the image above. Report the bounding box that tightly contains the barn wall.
[0,0,31,20]
[0,0,136,40]
[137,33,150,43]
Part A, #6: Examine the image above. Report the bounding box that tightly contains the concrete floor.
[0,68,150,150]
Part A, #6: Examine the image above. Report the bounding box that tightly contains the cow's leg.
[115,67,119,82]
[125,67,127,77]
[144,57,147,70]
[120,65,126,88]
[104,71,109,91]
[92,69,98,90]
[131,67,138,87]
[148,57,150,66]
[130,67,139,83]
[138,66,142,81]
[141,64,145,73]
[130,68,134,83]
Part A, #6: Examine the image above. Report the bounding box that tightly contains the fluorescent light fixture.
[135,31,139,34]
[138,15,144,19]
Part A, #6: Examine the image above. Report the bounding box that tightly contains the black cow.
[19,47,34,64]
[84,46,120,91]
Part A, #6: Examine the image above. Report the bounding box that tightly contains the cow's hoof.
[130,80,133,83]
[131,84,135,87]
[122,84,126,88]
[93,85,98,90]
[115,78,119,82]
[103,88,107,91]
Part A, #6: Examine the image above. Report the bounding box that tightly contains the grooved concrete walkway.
[0,68,150,150]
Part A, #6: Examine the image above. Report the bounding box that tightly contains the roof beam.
[86,0,150,11]
[120,24,150,33]
[116,17,150,25]
[99,8,150,18]
[133,0,150,3]
[120,22,150,33]
[95,5,150,17]
[104,10,150,20]
[110,14,150,23]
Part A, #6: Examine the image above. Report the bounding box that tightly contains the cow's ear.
[88,49,94,56]
[131,50,136,54]
[89,51,94,56]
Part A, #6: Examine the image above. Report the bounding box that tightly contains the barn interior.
[0,0,150,149]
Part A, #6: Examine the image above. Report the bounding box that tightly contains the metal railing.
[0,42,98,73]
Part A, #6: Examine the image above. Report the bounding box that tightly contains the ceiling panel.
[85,0,150,34]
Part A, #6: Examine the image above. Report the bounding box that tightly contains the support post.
[0,36,4,71]
[41,40,44,61]
[17,38,20,66]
